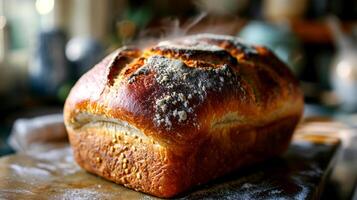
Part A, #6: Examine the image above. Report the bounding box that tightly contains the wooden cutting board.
[0,125,340,200]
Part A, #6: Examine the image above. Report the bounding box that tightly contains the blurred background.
[0,1,356,148]
[0,0,356,199]
[0,0,357,150]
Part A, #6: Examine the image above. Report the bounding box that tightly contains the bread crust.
[64,34,304,197]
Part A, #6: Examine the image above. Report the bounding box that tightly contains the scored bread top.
[64,33,303,147]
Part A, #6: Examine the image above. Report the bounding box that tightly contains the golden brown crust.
[67,115,300,198]
[64,33,304,197]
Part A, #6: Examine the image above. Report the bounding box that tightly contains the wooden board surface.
[0,129,340,200]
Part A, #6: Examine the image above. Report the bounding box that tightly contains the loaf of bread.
[64,34,303,198]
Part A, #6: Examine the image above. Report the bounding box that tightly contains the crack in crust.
[105,47,142,86]
[113,34,259,85]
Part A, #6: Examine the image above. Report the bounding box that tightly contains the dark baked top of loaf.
[64,34,303,146]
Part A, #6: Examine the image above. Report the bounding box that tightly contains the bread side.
[66,112,300,197]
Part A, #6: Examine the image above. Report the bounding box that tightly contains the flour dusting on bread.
[157,40,225,52]
[183,33,259,55]
[125,34,285,129]
[129,55,240,129]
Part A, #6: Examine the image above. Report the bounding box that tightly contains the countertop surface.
[0,128,341,200]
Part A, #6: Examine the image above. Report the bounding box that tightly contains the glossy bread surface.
[64,34,304,197]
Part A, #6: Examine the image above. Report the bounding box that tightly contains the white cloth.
[8,114,67,152]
